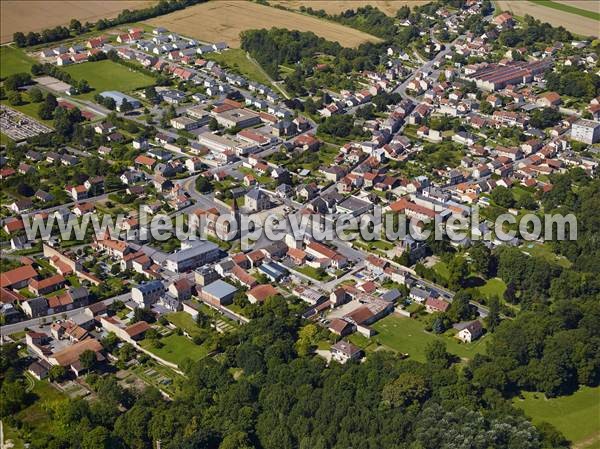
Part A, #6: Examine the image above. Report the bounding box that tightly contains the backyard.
[351,314,488,362]
[140,333,211,366]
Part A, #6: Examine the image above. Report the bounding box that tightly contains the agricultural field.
[531,0,600,20]
[0,0,154,43]
[0,45,35,79]
[513,386,600,448]
[351,314,488,362]
[62,60,155,99]
[554,0,600,14]
[495,0,599,37]
[144,0,382,48]
[270,0,429,16]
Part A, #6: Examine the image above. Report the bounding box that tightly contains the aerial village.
[1,0,599,416]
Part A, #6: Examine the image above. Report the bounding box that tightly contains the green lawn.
[0,132,14,145]
[478,277,506,300]
[63,60,155,99]
[204,48,271,86]
[140,334,210,366]
[17,378,67,432]
[432,261,450,281]
[513,386,600,447]
[530,0,600,21]
[521,243,572,269]
[0,46,35,79]
[360,315,487,362]
[296,266,332,281]
[165,311,203,338]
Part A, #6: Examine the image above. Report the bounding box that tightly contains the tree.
[470,243,494,277]
[396,5,410,19]
[81,426,111,449]
[491,186,515,208]
[13,32,26,47]
[196,310,212,328]
[120,98,133,113]
[220,431,254,449]
[208,117,220,131]
[79,349,97,371]
[16,182,34,197]
[7,91,22,106]
[448,256,469,290]
[78,79,91,93]
[448,290,475,323]
[38,93,58,119]
[382,372,429,407]
[48,365,66,382]
[503,281,518,304]
[69,19,83,34]
[486,295,501,332]
[132,307,155,323]
[29,87,43,103]
[295,324,319,356]
[195,175,213,193]
[425,340,452,368]
[4,73,31,91]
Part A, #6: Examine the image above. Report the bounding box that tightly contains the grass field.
[295,265,333,281]
[0,0,154,43]
[204,48,272,86]
[355,315,488,362]
[165,311,203,338]
[144,1,382,48]
[0,45,35,79]
[433,261,450,280]
[270,0,429,16]
[140,333,210,366]
[478,277,507,299]
[62,60,155,99]
[495,0,599,37]
[1,132,14,145]
[530,0,600,21]
[521,242,572,268]
[513,386,600,448]
[17,378,67,432]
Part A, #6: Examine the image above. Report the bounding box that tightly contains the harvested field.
[270,0,429,16]
[144,0,382,48]
[495,0,599,37]
[0,1,154,44]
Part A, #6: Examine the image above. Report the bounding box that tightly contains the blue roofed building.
[99,91,141,111]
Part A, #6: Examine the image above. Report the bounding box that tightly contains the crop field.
[554,0,600,14]
[144,0,382,48]
[270,0,429,16]
[531,0,600,20]
[0,1,155,44]
[495,0,599,37]
[62,60,155,98]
